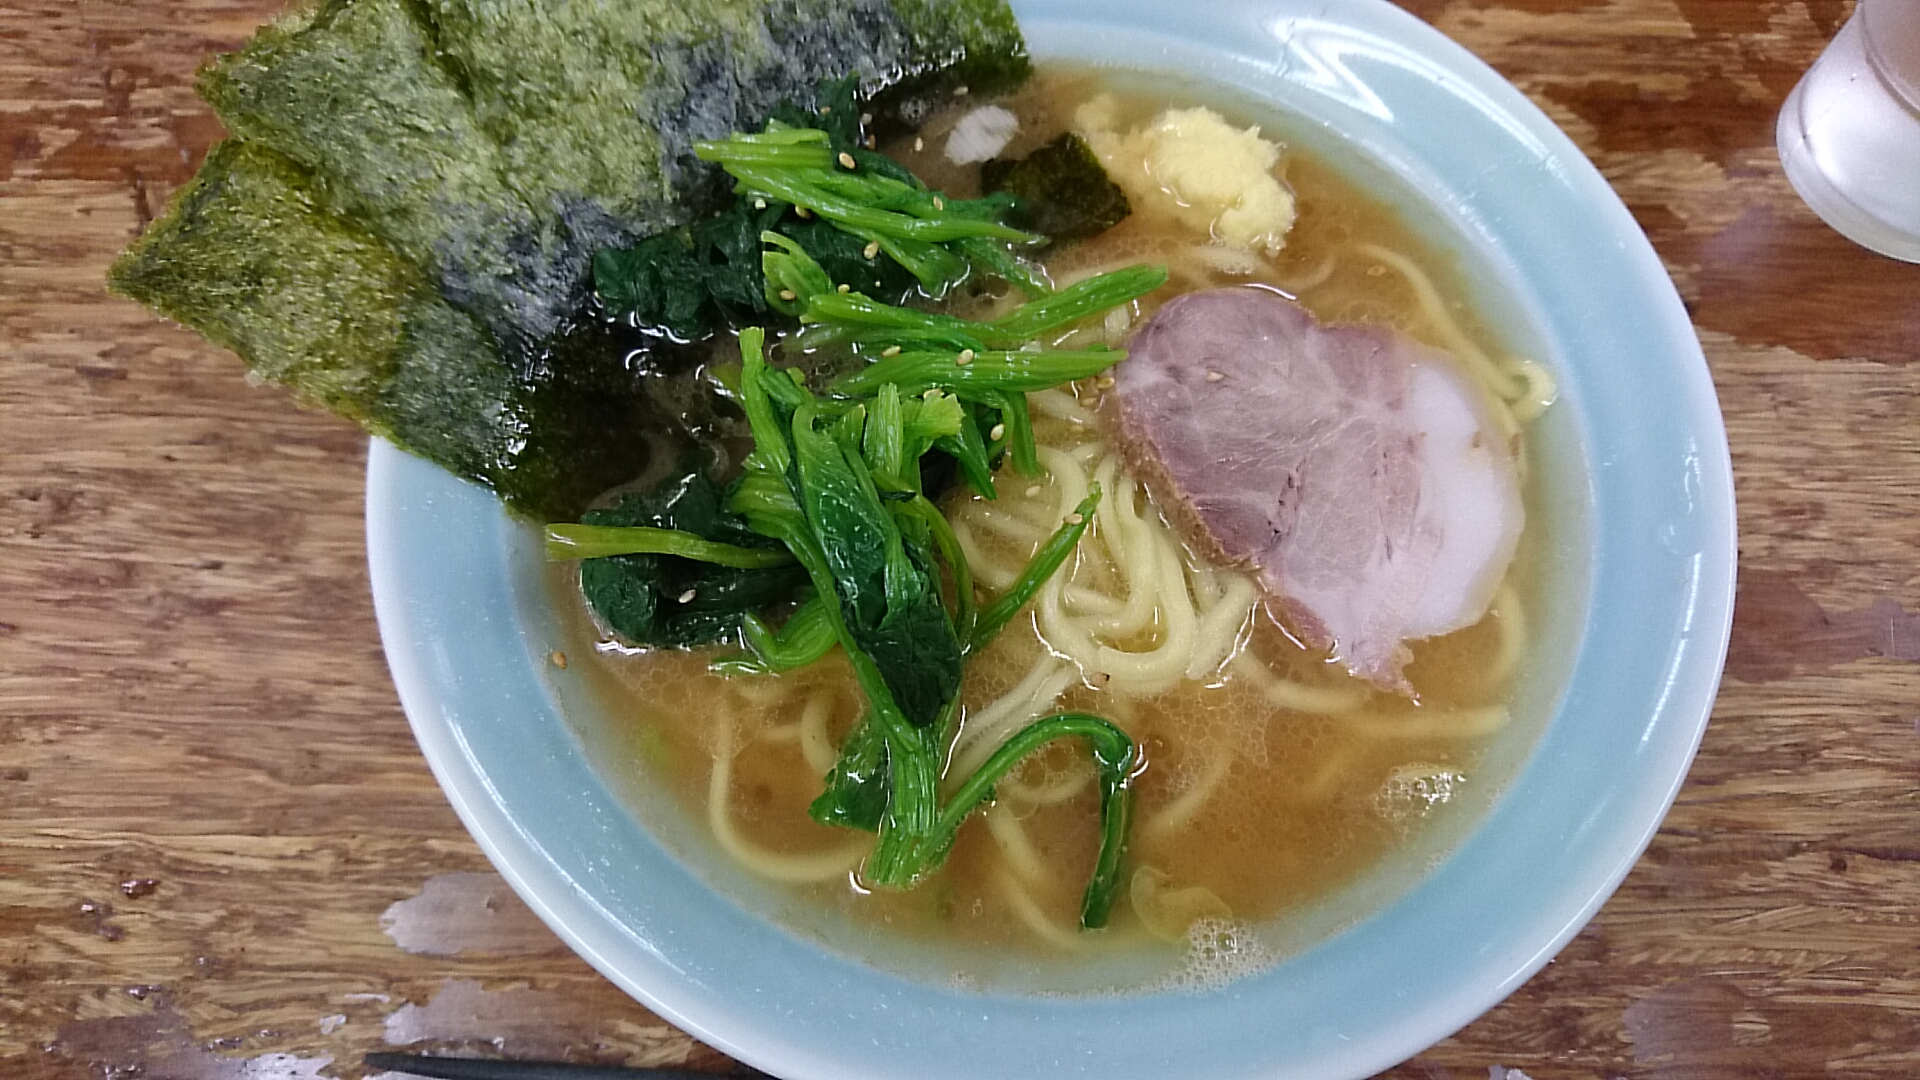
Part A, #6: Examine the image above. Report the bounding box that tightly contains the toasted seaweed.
[884,0,1029,97]
[420,0,899,278]
[118,0,1030,520]
[106,140,415,420]
[197,0,581,345]
[106,139,511,501]
[107,139,677,522]
[195,0,1024,344]
[982,133,1131,242]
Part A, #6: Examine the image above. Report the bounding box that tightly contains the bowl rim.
[366,1,1735,1076]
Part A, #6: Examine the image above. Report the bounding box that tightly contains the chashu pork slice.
[1105,287,1523,692]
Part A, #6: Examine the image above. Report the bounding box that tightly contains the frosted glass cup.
[1777,0,1920,262]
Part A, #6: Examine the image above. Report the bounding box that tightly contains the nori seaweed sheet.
[110,0,1030,519]
[197,0,577,346]
[199,0,1028,346]
[106,139,667,521]
[107,140,419,421]
[981,132,1132,242]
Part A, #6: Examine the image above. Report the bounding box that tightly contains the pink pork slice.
[1104,286,1523,692]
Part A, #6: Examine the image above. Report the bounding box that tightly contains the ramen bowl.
[366,0,1735,1076]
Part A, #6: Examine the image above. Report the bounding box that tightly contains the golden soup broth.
[553,68,1559,980]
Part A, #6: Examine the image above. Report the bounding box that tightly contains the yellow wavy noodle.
[1354,241,1559,432]
[707,712,873,884]
[994,864,1085,950]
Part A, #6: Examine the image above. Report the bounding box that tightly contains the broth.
[552,66,1566,990]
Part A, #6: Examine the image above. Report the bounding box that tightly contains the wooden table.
[4,1,1917,1077]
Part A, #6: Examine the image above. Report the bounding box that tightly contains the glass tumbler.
[1776,0,1920,263]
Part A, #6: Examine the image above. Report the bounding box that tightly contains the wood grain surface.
[3,1,1917,1078]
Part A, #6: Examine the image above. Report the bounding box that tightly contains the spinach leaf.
[781,217,919,305]
[832,347,1123,396]
[772,75,922,188]
[698,121,1045,298]
[790,260,1166,353]
[769,74,860,147]
[597,80,923,334]
[698,199,790,313]
[717,320,1138,924]
[808,713,891,832]
[578,471,808,648]
[927,711,1137,928]
[789,399,963,729]
[592,233,712,341]
[547,525,796,567]
[721,594,838,675]
[971,486,1100,652]
[592,197,793,340]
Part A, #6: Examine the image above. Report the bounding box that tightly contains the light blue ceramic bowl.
[366,0,1735,1075]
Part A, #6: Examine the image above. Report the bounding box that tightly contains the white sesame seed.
[863,241,881,259]
[913,136,925,152]
[753,197,767,209]
[779,289,797,301]
[820,104,832,114]
[677,589,697,603]
[838,151,857,169]
[988,423,1006,441]
[956,349,974,365]
[932,196,945,211]
[860,112,873,125]
[1206,370,1225,382]
[1024,485,1042,498]
[882,345,902,357]
[1065,512,1084,526]
[1096,376,1115,389]
[795,206,812,218]
[955,85,970,96]
[837,283,851,294]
